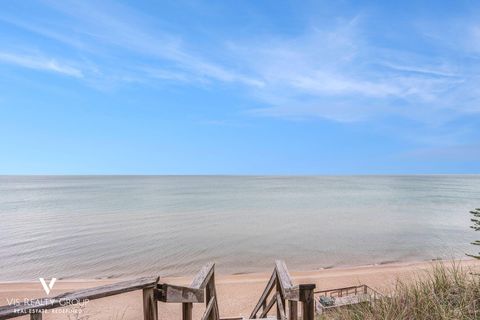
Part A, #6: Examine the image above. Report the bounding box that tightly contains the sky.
[0,0,479,174]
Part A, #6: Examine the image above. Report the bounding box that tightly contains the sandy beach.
[1,259,479,320]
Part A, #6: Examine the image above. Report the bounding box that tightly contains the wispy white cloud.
[226,17,480,125]
[21,0,263,87]
[0,15,88,50]
[0,51,82,77]
[1,0,480,131]
[380,62,459,78]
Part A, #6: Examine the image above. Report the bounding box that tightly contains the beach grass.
[318,262,480,320]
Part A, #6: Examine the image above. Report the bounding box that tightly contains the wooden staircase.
[249,261,315,320]
[0,260,315,320]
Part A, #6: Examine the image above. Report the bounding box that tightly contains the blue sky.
[0,0,479,174]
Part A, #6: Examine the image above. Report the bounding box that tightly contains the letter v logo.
[39,278,57,295]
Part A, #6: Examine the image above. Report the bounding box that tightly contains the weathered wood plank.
[275,260,293,293]
[275,275,284,320]
[62,276,159,301]
[0,276,159,319]
[206,276,219,320]
[315,285,365,295]
[182,303,193,320]
[156,284,204,303]
[298,284,316,302]
[276,293,286,320]
[288,300,298,320]
[300,287,314,320]
[201,296,216,320]
[249,271,276,318]
[283,286,299,301]
[30,314,42,320]
[259,294,276,319]
[143,287,158,320]
[191,262,215,289]
[283,284,316,301]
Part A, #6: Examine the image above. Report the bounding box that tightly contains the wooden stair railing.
[250,261,315,320]
[156,262,220,320]
[0,263,220,320]
[0,276,160,320]
[0,261,313,320]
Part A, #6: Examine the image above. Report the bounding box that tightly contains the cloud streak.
[1,0,479,131]
[0,51,82,77]
[226,19,479,125]
[28,0,262,87]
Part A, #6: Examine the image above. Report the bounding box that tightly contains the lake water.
[0,175,478,281]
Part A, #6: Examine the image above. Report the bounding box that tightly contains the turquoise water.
[0,175,478,280]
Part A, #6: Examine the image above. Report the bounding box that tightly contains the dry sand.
[1,259,480,320]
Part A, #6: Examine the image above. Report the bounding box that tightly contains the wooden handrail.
[315,284,382,298]
[315,285,366,294]
[0,262,220,320]
[155,262,217,303]
[0,276,159,320]
[275,260,294,294]
[0,261,318,320]
[191,262,215,289]
[156,262,219,320]
[250,260,315,320]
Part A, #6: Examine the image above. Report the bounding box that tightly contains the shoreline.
[1,256,475,284]
[0,257,478,285]
[1,259,480,319]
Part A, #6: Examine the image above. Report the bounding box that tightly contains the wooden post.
[301,288,314,320]
[31,313,42,320]
[275,276,280,320]
[206,274,218,320]
[206,278,212,320]
[275,276,286,320]
[143,287,158,320]
[288,301,297,320]
[182,303,193,320]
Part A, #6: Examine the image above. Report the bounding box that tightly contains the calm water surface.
[0,175,478,280]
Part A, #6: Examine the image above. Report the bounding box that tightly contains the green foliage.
[468,208,480,259]
[318,263,480,320]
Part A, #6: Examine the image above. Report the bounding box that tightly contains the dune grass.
[318,262,480,320]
